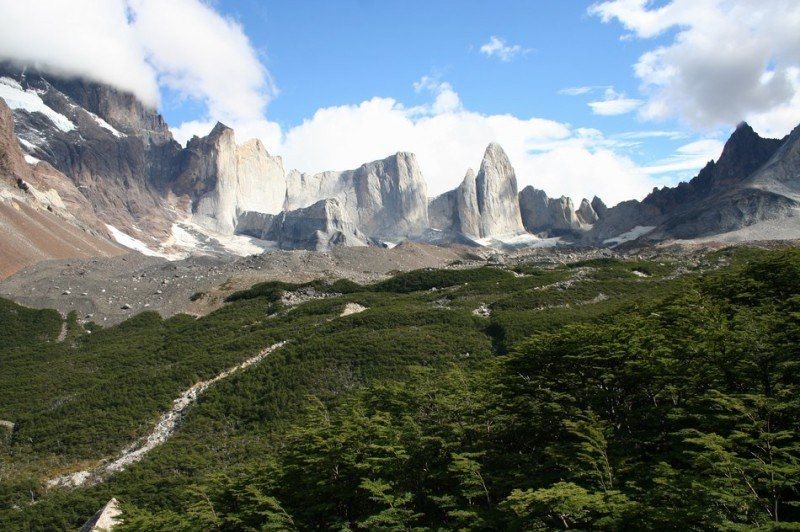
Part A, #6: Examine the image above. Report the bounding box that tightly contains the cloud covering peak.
[0,0,274,123]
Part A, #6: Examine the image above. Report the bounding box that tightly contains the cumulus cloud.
[588,87,643,115]
[412,76,462,114]
[479,36,530,62]
[590,0,800,135]
[274,82,664,205]
[0,0,274,125]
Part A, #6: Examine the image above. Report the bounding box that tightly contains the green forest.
[1,247,799,530]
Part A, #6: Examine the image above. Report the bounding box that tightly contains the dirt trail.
[47,341,287,489]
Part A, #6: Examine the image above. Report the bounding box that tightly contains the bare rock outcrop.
[174,123,286,235]
[591,196,608,218]
[80,498,121,532]
[576,198,599,225]
[428,168,483,237]
[266,198,369,250]
[285,152,429,241]
[518,186,582,235]
[475,143,525,237]
[429,144,525,240]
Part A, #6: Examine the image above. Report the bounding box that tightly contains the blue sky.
[3,0,798,204]
[162,0,684,169]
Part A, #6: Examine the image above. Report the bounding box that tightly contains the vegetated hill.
[1,247,799,529]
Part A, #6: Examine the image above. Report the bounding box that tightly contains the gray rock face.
[591,196,608,219]
[234,211,277,239]
[266,198,368,250]
[457,168,482,236]
[475,143,525,237]
[429,145,525,239]
[173,123,286,234]
[427,188,457,232]
[0,63,181,242]
[428,168,483,237]
[518,186,582,235]
[0,96,30,184]
[588,122,795,243]
[576,198,599,225]
[285,152,428,241]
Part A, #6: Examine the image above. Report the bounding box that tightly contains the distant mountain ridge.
[2,63,800,273]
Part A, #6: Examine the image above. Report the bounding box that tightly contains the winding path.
[48,341,287,489]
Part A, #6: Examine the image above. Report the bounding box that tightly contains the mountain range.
[2,63,800,277]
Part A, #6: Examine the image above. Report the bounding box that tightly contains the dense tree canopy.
[2,248,799,529]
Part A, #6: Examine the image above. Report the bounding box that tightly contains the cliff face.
[265,198,368,250]
[429,144,526,240]
[285,152,429,241]
[474,143,525,237]
[518,187,584,235]
[0,97,122,278]
[0,63,182,242]
[173,124,285,234]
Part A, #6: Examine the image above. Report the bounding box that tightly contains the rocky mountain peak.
[207,122,234,142]
[591,196,608,218]
[479,143,513,177]
[705,121,783,188]
[475,143,525,237]
[577,198,599,225]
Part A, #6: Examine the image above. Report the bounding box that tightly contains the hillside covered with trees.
[1,248,799,530]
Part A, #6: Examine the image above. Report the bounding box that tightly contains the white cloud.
[559,86,595,96]
[588,87,643,115]
[590,0,800,136]
[0,0,159,105]
[643,138,724,175]
[273,82,665,205]
[479,36,530,62]
[412,76,462,114]
[0,0,274,126]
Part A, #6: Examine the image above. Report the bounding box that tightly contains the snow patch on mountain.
[474,233,561,250]
[87,109,125,138]
[0,77,75,132]
[106,224,169,258]
[603,225,655,246]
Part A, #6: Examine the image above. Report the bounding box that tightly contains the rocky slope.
[0,96,122,278]
[589,122,800,244]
